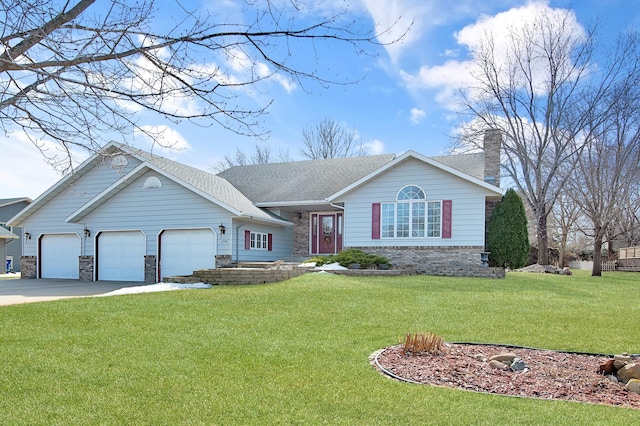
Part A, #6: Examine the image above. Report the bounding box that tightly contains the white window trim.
[250,232,268,250]
[380,185,442,239]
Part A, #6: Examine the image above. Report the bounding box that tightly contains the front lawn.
[0,271,638,424]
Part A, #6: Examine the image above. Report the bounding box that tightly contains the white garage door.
[160,229,216,280]
[98,231,145,282]
[41,234,80,279]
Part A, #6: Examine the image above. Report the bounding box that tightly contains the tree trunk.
[537,210,549,265]
[592,225,603,276]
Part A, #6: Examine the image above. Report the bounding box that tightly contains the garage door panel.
[161,229,216,279]
[98,231,145,282]
[41,234,80,279]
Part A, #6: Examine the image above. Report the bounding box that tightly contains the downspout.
[234,215,253,265]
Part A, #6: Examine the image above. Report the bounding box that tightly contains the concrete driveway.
[0,278,146,306]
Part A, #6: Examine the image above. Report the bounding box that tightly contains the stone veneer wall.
[215,255,233,268]
[351,246,504,278]
[79,255,94,281]
[352,246,484,269]
[20,256,36,279]
[292,211,310,258]
[144,255,156,283]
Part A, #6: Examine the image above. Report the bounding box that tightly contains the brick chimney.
[483,129,501,187]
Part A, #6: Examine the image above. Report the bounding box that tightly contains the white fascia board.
[7,144,125,226]
[236,212,293,227]
[254,200,331,208]
[0,197,32,209]
[327,150,503,201]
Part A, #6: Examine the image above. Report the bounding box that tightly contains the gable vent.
[143,176,162,189]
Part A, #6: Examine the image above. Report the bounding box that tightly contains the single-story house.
[1,197,32,272]
[8,130,503,282]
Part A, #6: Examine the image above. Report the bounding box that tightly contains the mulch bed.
[372,343,640,410]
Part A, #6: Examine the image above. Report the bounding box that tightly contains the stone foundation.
[350,246,483,269]
[79,255,94,281]
[346,246,504,278]
[20,256,36,279]
[145,255,156,283]
[215,255,233,268]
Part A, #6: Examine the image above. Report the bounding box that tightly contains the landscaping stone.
[489,353,517,364]
[626,378,640,394]
[613,360,628,370]
[617,363,640,383]
[510,357,527,371]
[598,359,617,375]
[489,360,509,370]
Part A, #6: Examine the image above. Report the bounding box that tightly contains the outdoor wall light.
[84,228,91,238]
[24,232,31,240]
[219,224,226,235]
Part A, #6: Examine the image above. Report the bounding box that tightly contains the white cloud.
[409,107,426,124]
[399,1,585,110]
[362,139,385,155]
[358,0,513,63]
[0,133,81,199]
[134,125,191,155]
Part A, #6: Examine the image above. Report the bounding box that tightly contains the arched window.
[380,185,441,238]
[397,185,425,200]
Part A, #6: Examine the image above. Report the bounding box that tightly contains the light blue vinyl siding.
[337,158,495,247]
[78,170,232,257]
[234,221,293,262]
[20,156,142,256]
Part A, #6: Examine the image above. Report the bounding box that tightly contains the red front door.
[318,215,335,254]
[312,213,343,255]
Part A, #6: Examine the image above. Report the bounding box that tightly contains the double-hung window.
[381,185,442,238]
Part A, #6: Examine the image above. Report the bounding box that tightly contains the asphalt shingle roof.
[217,154,397,203]
[117,145,277,220]
[430,152,485,181]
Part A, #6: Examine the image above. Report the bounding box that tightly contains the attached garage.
[159,228,216,280]
[40,234,81,279]
[97,231,145,281]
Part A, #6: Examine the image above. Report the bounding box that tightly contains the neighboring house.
[0,197,32,272]
[8,130,503,282]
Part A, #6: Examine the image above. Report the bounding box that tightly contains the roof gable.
[328,150,502,201]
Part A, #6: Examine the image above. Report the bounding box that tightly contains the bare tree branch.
[0,0,405,172]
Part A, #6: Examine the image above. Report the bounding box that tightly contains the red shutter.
[268,233,273,251]
[372,203,381,239]
[442,200,452,238]
[244,230,251,249]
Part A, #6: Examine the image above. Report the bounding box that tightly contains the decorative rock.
[605,374,619,384]
[597,359,616,375]
[614,354,631,362]
[626,378,640,394]
[510,357,527,372]
[613,360,628,370]
[489,360,509,370]
[617,363,640,383]
[489,353,517,364]
[474,353,486,362]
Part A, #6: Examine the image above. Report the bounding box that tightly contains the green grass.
[0,271,639,424]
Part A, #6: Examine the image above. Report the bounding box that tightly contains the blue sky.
[2,0,639,200]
